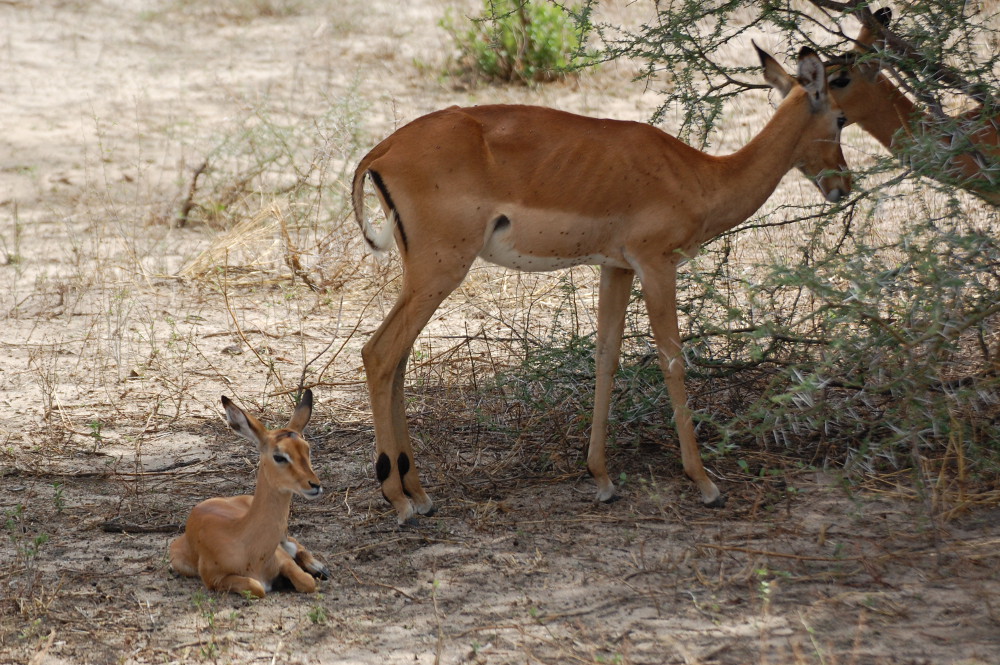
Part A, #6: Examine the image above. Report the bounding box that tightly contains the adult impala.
[352,44,850,524]
[169,390,330,597]
[827,7,999,204]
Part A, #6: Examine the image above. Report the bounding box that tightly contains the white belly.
[479,243,622,272]
[478,211,630,272]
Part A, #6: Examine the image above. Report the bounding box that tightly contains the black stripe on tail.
[368,170,408,253]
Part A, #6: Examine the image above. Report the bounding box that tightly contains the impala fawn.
[169,390,329,597]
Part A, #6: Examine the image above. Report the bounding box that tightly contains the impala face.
[824,6,900,140]
[827,54,881,128]
[757,42,851,203]
[264,429,323,499]
[799,111,850,203]
[352,44,851,525]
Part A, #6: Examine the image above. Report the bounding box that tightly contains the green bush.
[441,0,593,84]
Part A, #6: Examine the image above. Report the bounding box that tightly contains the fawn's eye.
[830,75,851,89]
[273,453,290,464]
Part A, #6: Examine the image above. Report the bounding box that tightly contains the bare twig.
[177,160,209,228]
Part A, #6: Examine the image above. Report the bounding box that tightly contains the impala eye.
[273,453,290,464]
[830,76,850,89]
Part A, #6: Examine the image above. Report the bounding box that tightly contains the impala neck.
[239,465,291,553]
[702,90,816,240]
[859,76,919,150]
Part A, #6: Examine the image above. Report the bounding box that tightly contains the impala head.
[222,390,322,499]
[825,8,894,134]
[756,42,851,203]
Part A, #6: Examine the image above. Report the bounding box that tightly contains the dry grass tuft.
[179,204,286,281]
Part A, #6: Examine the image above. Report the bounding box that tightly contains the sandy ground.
[1,1,998,664]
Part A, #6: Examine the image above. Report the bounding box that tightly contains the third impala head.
[758,43,852,203]
[825,7,898,142]
[222,389,323,499]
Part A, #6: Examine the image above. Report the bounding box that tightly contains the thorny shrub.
[477,1,1000,489]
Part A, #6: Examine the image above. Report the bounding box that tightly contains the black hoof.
[600,494,621,505]
[704,494,728,509]
[312,565,331,580]
[420,505,438,518]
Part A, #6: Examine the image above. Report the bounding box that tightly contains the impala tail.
[352,149,398,256]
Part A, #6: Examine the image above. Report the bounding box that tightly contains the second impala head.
[758,43,852,203]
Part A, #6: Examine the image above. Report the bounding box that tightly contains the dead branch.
[176,160,209,228]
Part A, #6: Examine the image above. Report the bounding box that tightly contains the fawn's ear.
[286,389,313,434]
[756,41,796,98]
[222,396,268,451]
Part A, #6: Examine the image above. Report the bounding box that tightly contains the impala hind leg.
[168,535,199,578]
[388,353,435,516]
[363,262,471,524]
[587,266,634,502]
[639,264,724,507]
[212,573,268,598]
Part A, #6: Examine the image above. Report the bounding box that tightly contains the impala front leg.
[640,263,724,508]
[275,547,318,593]
[587,266,634,502]
[282,536,330,580]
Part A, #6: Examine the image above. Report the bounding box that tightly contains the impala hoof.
[703,493,727,509]
[594,481,617,503]
[396,497,434,526]
[309,563,331,580]
[412,493,435,516]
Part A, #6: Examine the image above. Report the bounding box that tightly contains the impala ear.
[286,388,313,434]
[856,7,891,50]
[222,396,268,450]
[756,40,796,98]
[796,47,829,110]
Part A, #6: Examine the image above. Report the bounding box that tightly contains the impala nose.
[305,482,323,498]
[825,187,845,203]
